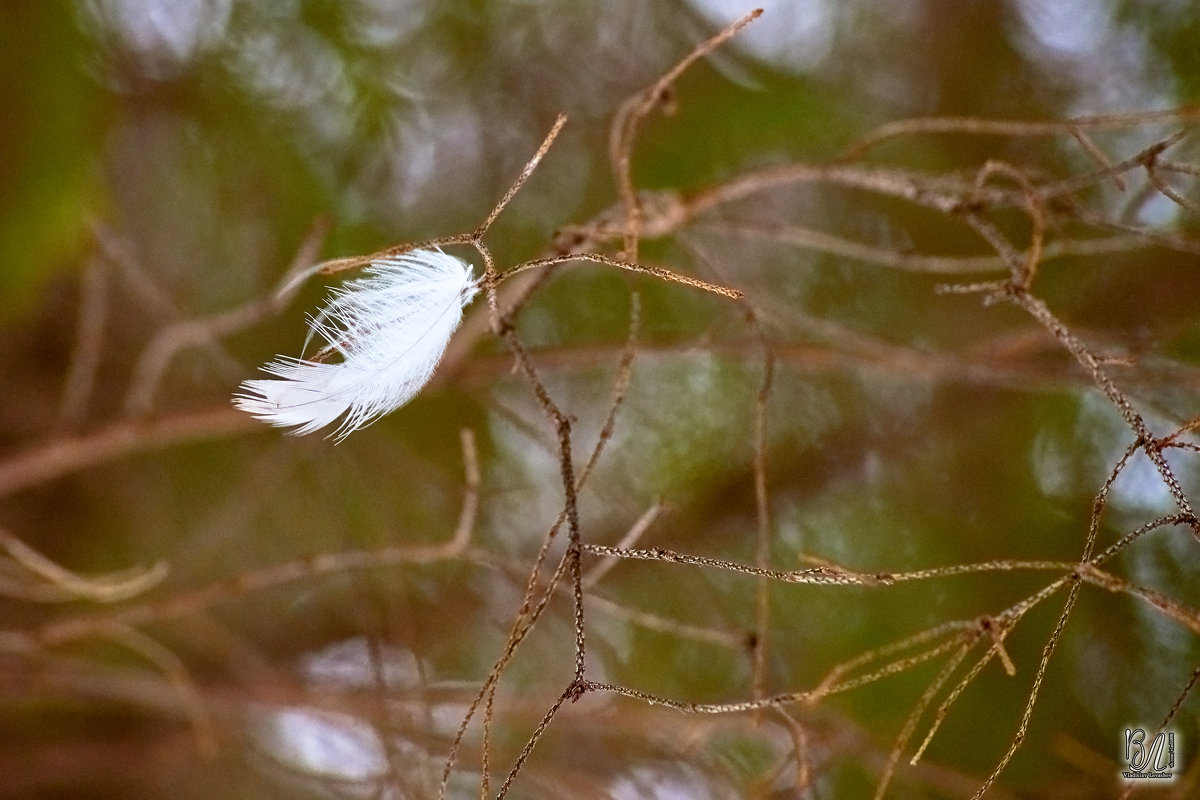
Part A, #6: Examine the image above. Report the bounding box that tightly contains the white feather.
[234,249,478,439]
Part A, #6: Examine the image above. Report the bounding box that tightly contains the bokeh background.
[2,1,1200,797]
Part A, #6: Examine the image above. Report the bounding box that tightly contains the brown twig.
[609,9,763,262]
[842,105,1200,160]
[124,216,331,415]
[0,407,257,499]
[56,255,109,428]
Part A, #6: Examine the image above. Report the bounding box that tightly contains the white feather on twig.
[234,249,478,439]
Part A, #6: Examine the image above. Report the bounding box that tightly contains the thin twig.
[609,9,763,262]
[580,543,892,586]
[750,309,775,720]
[57,255,109,428]
[99,624,218,757]
[971,580,1085,799]
[0,529,167,603]
[842,105,1200,159]
[504,251,742,298]
[0,407,258,499]
[583,502,662,589]
[125,216,331,415]
[478,114,568,238]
